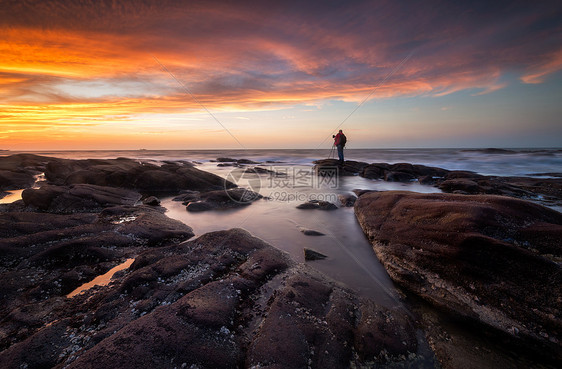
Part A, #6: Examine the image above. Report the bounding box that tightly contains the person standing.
[333,129,346,164]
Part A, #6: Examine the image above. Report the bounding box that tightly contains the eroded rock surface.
[296,200,338,210]
[181,188,263,212]
[0,154,51,190]
[44,157,233,194]
[355,190,562,367]
[0,229,434,369]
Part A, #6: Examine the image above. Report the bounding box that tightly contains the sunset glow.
[1,0,561,150]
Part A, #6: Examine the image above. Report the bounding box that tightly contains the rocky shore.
[314,158,562,209]
[1,154,561,368]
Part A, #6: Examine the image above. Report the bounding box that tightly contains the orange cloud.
[1,0,561,149]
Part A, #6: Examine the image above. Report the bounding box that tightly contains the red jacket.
[334,132,343,146]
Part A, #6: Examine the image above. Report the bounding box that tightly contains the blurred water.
[7,148,561,177]
[3,148,560,304]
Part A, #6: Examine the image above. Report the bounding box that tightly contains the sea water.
[3,148,561,305]
[8,148,560,177]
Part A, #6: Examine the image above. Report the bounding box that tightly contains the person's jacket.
[334,132,343,146]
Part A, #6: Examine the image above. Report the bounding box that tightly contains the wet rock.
[245,166,276,175]
[304,247,328,260]
[338,194,357,207]
[0,228,428,369]
[384,171,416,182]
[436,172,561,205]
[22,184,141,213]
[438,178,481,194]
[0,154,52,190]
[313,159,368,176]
[418,175,436,185]
[142,196,160,206]
[361,163,390,179]
[217,162,237,167]
[296,200,338,210]
[0,153,52,171]
[300,228,325,236]
[172,190,200,203]
[44,157,233,194]
[355,190,562,364]
[236,158,260,165]
[353,189,376,197]
[185,188,262,212]
[0,170,36,190]
[186,201,215,212]
[361,163,448,182]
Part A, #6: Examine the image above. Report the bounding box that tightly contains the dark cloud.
[1,0,561,106]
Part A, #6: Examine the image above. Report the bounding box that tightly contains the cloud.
[1,0,561,147]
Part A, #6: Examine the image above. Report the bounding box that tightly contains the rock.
[353,189,376,197]
[186,201,215,212]
[246,166,276,175]
[300,228,325,236]
[185,188,262,212]
[384,171,416,182]
[172,190,200,203]
[0,154,51,190]
[361,163,390,179]
[418,175,436,185]
[216,157,237,162]
[304,248,328,260]
[355,190,562,364]
[436,172,560,205]
[142,196,160,206]
[0,153,52,172]
[0,170,36,190]
[313,159,368,176]
[44,157,234,194]
[236,158,260,165]
[361,163,448,182]
[0,227,429,369]
[342,160,369,174]
[438,178,481,194]
[296,200,338,210]
[338,194,357,207]
[22,184,141,213]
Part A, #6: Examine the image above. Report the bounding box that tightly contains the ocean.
[3,148,561,305]
[7,147,562,176]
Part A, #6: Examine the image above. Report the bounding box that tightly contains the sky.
[1,0,561,150]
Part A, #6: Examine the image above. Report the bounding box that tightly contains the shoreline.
[0,153,560,368]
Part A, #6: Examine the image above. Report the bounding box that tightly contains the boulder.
[142,196,160,206]
[361,163,390,179]
[384,171,416,182]
[299,228,325,236]
[304,247,328,260]
[0,170,36,190]
[313,159,368,176]
[338,194,357,207]
[44,158,233,194]
[0,228,430,368]
[296,200,338,210]
[355,191,562,363]
[22,184,141,213]
[185,188,262,212]
[236,158,260,165]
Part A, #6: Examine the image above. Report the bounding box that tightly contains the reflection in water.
[0,189,24,204]
[162,171,441,308]
[67,258,135,298]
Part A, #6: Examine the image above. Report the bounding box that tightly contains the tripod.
[328,144,335,159]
